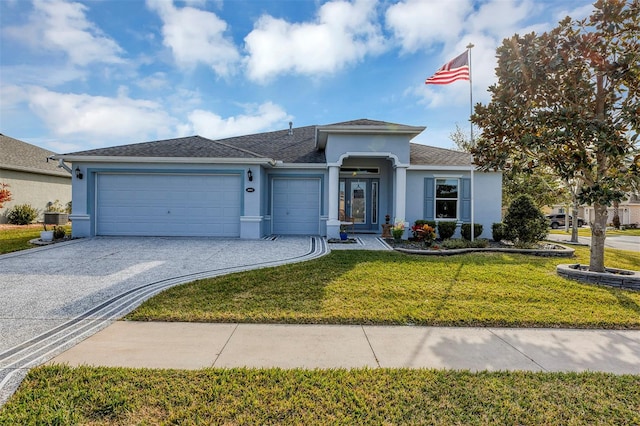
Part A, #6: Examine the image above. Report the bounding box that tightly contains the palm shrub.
[461,223,483,240]
[7,204,39,225]
[503,195,548,247]
[492,222,505,242]
[437,221,457,240]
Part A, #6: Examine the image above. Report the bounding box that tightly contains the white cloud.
[147,0,240,77]
[385,0,472,53]
[188,102,291,139]
[4,0,124,66]
[135,72,170,90]
[244,0,386,82]
[25,87,178,144]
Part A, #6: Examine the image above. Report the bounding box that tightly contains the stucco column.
[394,165,407,222]
[327,165,341,238]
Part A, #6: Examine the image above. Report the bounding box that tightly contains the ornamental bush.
[437,221,457,240]
[492,222,505,242]
[503,195,548,247]
[7,204,39,225]
[461,223,483,240]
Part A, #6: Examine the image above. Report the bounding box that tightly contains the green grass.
[549,227,640,237]
[1,366,638,425]
[0,225,71,254]
[127,246,640,329]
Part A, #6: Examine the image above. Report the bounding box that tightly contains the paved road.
[546,233,639,252]
[0,236,326,404]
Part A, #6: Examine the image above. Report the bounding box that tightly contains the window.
[435,179,458,219]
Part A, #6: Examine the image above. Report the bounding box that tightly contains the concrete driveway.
[0,236,326,404]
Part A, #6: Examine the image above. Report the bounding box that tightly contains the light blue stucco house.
[53,119,502,239]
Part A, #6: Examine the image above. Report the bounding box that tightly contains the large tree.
[471,0,639,272]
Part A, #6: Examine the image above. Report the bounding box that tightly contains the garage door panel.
[97,173,241,237]
[272,178,320,235]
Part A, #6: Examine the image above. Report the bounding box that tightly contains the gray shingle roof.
[410,143,472,166]
[0,134,70,177]
[62,120,471,167]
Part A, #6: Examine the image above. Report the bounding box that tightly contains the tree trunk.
[571,202,579,243]
[589,203,608,272]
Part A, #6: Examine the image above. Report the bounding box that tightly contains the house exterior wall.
[325,134,410,164]
[583,204,640,226]
[0,168,71,223]
[405,169,502,239]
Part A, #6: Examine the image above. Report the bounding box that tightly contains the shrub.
[503,195,548,247]
[411,220,436,240]
[461,223,483,240]
[492,222,505,242]
[7,204,39,225]
[441,238,489,249]
[53,226,66,239]
[437,221,457,240]
[46,199,66,213]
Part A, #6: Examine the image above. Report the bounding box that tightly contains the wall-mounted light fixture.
[247,169,253,182]
[75,166,83,180]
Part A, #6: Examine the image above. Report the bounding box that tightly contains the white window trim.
[434,178,460,221]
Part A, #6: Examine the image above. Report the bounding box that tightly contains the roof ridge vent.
[288,121,293,136]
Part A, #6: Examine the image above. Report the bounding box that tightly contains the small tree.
[0,183,12,208]
[503,195,548,247]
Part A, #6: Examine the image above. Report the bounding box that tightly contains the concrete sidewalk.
[49,322,640,374]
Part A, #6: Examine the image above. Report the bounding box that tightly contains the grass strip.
[1,366,638,425]
[0,225,72,254]
[128,247,640,328]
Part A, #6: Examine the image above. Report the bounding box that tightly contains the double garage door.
[96,173,241,237]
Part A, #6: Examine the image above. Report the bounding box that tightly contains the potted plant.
[339,224,349,240]
[391,219,405,242]
[40,223,53,242]
[44,200,69,226]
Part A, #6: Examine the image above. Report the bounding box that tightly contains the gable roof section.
[410,143,472,166]
[0,134,70,178]
[315,119,425,149]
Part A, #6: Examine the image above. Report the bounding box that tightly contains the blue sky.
[0,0,594,153]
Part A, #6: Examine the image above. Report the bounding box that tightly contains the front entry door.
[339,178,379,231]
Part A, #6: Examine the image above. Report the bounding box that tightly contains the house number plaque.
[246,188,255,192]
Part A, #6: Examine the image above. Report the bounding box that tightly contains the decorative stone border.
[557,264,640,291]
[393,243,575,257]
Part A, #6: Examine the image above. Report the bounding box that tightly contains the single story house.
[53,119,502,239]
[583,193,640,227]
[0,134,71,223]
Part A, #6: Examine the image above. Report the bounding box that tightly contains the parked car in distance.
[546,214,584,229]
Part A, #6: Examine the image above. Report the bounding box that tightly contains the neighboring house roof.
[59,120,472,167]
[0,134,70,178]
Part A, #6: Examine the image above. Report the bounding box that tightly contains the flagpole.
[467,43,475,241]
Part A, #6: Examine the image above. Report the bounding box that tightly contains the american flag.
[425,51,469,85]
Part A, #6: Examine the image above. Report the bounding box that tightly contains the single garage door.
[96,173,241,237]
[272,178,320,235]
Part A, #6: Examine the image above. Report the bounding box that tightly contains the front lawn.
[1,366,638,425]
[128,246,640,329]
[0,224,72,254]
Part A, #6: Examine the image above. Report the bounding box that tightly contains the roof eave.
[53,155,276,166]
[0,164,72,178]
